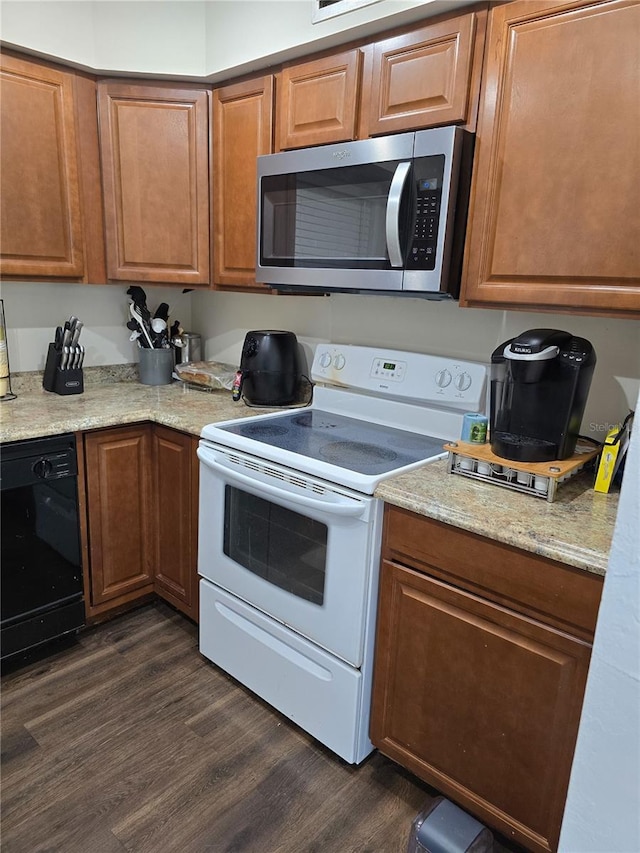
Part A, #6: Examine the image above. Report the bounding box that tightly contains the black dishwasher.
[1,433,85,664]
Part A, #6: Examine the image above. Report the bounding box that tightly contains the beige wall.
[0,0,472,80]
[3,280,638,444]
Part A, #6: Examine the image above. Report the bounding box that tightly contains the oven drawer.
[199,578,374,764]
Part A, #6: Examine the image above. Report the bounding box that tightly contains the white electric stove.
[201,344,487,493]
[197,345,487,764]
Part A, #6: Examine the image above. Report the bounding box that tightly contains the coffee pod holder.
[43,342,84,396]
[445,440,599,502]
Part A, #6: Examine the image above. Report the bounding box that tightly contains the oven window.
[223,486,327,605]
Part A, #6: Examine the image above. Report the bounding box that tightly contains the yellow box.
[594,426,621,493]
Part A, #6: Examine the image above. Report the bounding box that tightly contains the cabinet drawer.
[384,506,602,641]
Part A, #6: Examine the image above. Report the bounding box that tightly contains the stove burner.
[242,423,289,438]
[320,441,398,466]
[292,413,337,429]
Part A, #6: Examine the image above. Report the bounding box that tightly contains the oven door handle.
[197,448,368,518]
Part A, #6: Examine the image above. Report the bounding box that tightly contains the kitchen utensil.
[61,321,72,350]
[129,302,154,348]
[55,326,63,350]
[153,302,170,322]
[127,287,152,327]
[70,321,83,348]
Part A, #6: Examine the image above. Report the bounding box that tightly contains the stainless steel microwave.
[256,126,473,298]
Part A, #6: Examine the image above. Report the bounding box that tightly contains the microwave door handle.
[385,161,412,267]
[197,447,367,518]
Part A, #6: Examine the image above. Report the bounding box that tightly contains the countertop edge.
[2,382,614,577]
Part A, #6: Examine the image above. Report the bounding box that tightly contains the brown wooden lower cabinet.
[151,426,199,621]
[82,423,199,622]
[370,505,603,853]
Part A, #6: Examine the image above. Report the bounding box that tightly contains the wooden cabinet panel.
[371,558,593,853]
[362,10,484,136]
[372,506,602,853]
[151,426,199,621]
[461,0,640,316]
[212,75,274,289]
[98,81,210,285]
[385,506,602,642]
[277,50,362,150]
[84,425,154,607]
[1,53,85,279]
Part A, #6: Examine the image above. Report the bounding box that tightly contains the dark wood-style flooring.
[1,603,516,852]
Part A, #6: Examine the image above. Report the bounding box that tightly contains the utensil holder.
[138,346,174,386]
[43,343,84,395]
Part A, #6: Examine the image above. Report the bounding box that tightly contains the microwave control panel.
[408,155,445,271]
[409,178,441,270]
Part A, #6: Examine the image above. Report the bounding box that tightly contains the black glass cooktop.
[220,409,445,476]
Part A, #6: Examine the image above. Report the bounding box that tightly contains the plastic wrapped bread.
[173,361,236,391]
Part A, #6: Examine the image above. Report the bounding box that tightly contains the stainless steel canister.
[179,333,202,364]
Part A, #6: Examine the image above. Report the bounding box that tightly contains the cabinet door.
[277,50,362,150]
[371,559,592,853]
[362,10,483,136]
[461,0,640,315]
[212,75,274,289]
[84,425,154,607]
[151,426,199,621]
[98,81,210,285]
[0,53,85,279]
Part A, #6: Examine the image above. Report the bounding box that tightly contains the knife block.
[42,343,84,396]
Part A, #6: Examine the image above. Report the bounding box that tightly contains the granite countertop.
[2,367,617,576]
[0,367,275,443]
[375,460,617,576]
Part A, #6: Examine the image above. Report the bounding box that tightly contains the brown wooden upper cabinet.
[0,52,105,282]
[361,7,487,137]
[97,81,211,286]
[461,0,640,317]
[277,49,362,150]
[212,75,274,289]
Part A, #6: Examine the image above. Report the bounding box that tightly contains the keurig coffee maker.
[490,329,596,462]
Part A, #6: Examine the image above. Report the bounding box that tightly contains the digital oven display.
[383,362,396,371]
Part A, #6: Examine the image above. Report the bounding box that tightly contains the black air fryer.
[233,330,301,406]
[490,329,596,462]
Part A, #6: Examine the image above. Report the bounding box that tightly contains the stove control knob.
[333,354,346,370]
[318,352,332,368]
[435,369,452,388]
[455,372,472,392]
